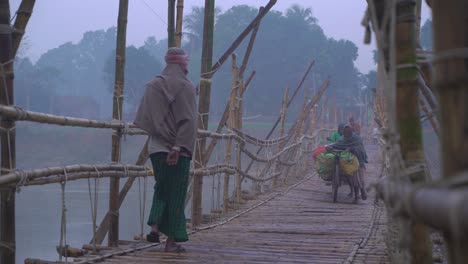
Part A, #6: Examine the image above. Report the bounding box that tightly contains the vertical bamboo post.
[109,0,128,247]
[395,0,433,262]
[223,55,238,211]
[273,86,289,187]
[168,0,176,48]
[0,1,15,262]
[233,58,243,204]
[432,0,468,262]
[192,0,215,227]
[175,0,184,47]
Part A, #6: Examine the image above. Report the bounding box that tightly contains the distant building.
[52,96,100,119]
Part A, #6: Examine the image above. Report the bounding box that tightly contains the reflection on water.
[15,175,241,263]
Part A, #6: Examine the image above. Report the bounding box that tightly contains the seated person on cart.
[327,125,368,200]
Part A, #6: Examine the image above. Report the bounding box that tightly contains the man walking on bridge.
[134,47,197,253]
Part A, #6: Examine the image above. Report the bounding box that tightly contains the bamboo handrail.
[0,163,149,186]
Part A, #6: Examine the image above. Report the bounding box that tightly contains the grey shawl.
[134,64,197,156]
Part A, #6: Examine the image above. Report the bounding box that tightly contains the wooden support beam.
[12,0,35,57]
[395,0,433,262]
[223,55,238,211]
[109,0,128,247]
[167,0,176,47]
[175,0,184,47]
[433,0,468,262]
[0,1,16,263]
[207,0,277,78]
[273,86,289,187]
[192,0,215,227]
[419,96,439,137]
[202,5,264,163]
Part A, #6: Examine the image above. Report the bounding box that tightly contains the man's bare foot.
[165,242,186,253]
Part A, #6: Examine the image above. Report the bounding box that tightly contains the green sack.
[315,152,336,181]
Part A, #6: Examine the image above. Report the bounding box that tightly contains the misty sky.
[10,0,431,73]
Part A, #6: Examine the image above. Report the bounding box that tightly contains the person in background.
[349,117,361,135]
[328,123,345,144]
[134,47,197,253]
[327,125,368,200]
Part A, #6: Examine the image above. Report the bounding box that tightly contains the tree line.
[15,5,433,120]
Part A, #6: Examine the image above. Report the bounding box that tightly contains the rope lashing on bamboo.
[200,65,220,78]
[15,169,28,193]
[198,111,210,132]
[0,23,14,34]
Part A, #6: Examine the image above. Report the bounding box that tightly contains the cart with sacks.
[313,146,363,203]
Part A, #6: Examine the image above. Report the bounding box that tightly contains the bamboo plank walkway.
[88,145,389,264]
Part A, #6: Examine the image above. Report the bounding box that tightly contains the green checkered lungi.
[147,152,190,242]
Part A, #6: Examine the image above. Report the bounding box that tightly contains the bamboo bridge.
[1,0,468,264]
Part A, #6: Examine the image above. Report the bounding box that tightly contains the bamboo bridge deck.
[78,145,389,264]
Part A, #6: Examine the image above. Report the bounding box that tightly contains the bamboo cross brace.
[12,0,36,57]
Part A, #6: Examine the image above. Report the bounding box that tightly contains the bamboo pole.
[419,76,438,116]
[108,0,128,247]
[433,0,468,262]
[0,0,15,262]
[256,80,330,184]
[222,55,238,211]
[395,0,433,262]
[419,96,439,137]
[12,0,35,57]
[238,7,263,79]
[208,0,277,78]
[244,61,315,174]
[273,86,289,187]
[192,0,215,227]
[202,6,264,163]
[0,104,142,129]
[234,59,243,204]
[167,0,176,48]
[202,71,256,164]
[175,0,184,47]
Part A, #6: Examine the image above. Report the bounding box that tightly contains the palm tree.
[285,4,318,25]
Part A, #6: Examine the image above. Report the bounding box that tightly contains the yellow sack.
[339,151,359,176]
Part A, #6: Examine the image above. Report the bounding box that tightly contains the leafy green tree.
[103,46,163,108]
[35,27,117,116]
[142,36,168,62]
[15,58,62,113]
[184,6,221,52]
